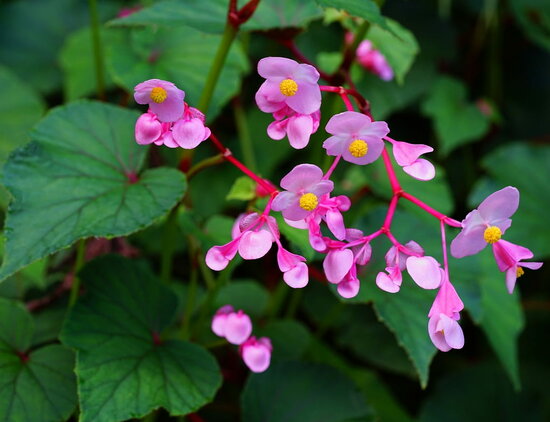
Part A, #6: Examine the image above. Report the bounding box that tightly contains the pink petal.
[439,314,465,349]
[279,163,323,192]
[323,249,354,284]
[238,230,273,260]
[211,305,234,337]
[205,239,240,271]
[406,256,442,289]
[135,113,162,145]
[450,227,487,258]
[283,262,309,288]
[160,131,179,148]
[241,336,272,373]
[505,267,518,294]
[172,118,208,149]
[337,277,360,298]
[310,180,334,197]
[392,141,433,166]
[267,119,288,140]
[255,80,286,110]
[341,136,384,165]
[286,82,321,115]
[326,111,371,136]
[258,57,299,79]
[326,209,346,240]
[376,271,401,293]
[276,247,305,272]
[287,115,314,149]
[403,159,435,181]
[281,201,310,221]
[271,191,299,212]
[355,243,372,266]
[323,135,347,156]
[477,186,520,223]
[225,311,253,345]
[428,315,451,352]
[292,63,321,85]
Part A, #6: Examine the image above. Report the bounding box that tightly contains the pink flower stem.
[382,195,399,230]
[340,93,355,111]
[381,148,402,194]
[319,85,343,93]
[209,133,278,195]
[401,192,462,228]
[323,155,341,180]
[440,219,449,273]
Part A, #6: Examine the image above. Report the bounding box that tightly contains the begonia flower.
[211,306,253,345]
[323,111,389,165]
[267,107,320,149]
[134,79,185,122]
[492,239,543,293]
[271,164,334,221]
[277,247,309,288]
[376,241,423,293]
[428,278,465,352]
[390,139,435,181]
[172,105,211,149]
[255,57,321,115]
[356,40,394,81]
[451,187,519,258]
[211,305,234,337]
[240,336,272,373]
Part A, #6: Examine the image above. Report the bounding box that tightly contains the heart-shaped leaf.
[0,101,186,281]
[61,255,222,422]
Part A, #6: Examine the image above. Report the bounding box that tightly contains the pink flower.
[356,40,394,81]
[428,278,465,352]
[277,247,309,288]
[271,164,334,221]
[134,79,185,122]
[492,240,543,293]
[240,336,272,373]
[323,111,389,165]
[206,213,277,271]
[376,241,423,293]
[406,256,443,290]
[323,247,354,284]
[135,112,163,145]
[172,105,211,149]
[255,57,321,115]
[389,139,435,181]
[267,107,320,149]
[451,187,519,258]
[211,306,253,345]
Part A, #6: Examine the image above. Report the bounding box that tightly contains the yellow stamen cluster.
[516,267,524,278]
[150,87,168,103]
[348,139,368,158]
[483,226,502,244]
[299,193,318,211]
[279,79,298,96]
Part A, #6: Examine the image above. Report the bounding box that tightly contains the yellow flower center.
[348,139,368,157]
[279,79,298,96]
[516,267,524,278]
[483,226,502,244]
[150,87,167,103]
[299,193,318,211]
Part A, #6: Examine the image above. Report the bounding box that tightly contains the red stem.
[401,192,462,227]
[381,148,402,194]
[382,195,399,230]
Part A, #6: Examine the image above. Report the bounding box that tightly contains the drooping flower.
[134,79,185,122]
[267,107,321,149]
[389,139,435,181]
[406,256,443,289]
[428,277,465,352]
[323,111,389,165]
[492,239,543,293]
[172,105,211,149]
[356,40,394,81]
[211,306,253,345]
[255,57,321,115]
[276,247,309,288]
[451,187,519,258]
[375,241,423,293]
[240,336,272,373]
[271,164,334,221]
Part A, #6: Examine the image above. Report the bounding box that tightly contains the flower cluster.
[132,56,541,356]
[211,306,272,373]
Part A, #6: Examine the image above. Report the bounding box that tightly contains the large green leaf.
[0,298,77,422]
[315,0,391,33]
[59,27,123,101]
[106,26,248,120]
[475,143,550,258]
[242,0,323,31]
[0,101,186,281]
[109,0,228,34]
[421,76,490,155]
[0,66,45,166]
[367,19,419,84]
[241,361,371,422]
[214,279,270,318]
[510,0,550,52]
[61,256,222,422]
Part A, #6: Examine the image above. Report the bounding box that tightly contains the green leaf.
[0,66,45,166]
[214,279,270,317]
[106,26,248,121]
[477,143,550,258]
[0,298,77,422]
[421,76,490,155]
[226,176,256,201]
[256,320,312,361]
[315,0,390,32]
[241,361,371,422]
[367,19,419,84]
[243,0,323,31]
[509,0,550,52]
[478,253,524,390]
[61,256,222,422]
[0,101,186,281]
[109,0,228,34]
[59,27,123,101]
